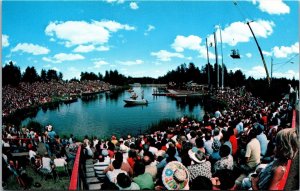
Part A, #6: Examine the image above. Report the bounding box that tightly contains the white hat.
[188,147,206,163]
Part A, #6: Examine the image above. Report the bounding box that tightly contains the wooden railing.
[69,145,82,190]
[277,109,297,190]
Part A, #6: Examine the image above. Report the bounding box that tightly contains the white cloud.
[2,34,9,47]
[106,0,125,4]
[118,59,144,66]
[273,70,299,80]
[49,38,56,42]
[12,43,50,55]
[94,60,109,68]
[245,65,268,79]
[171,35,215,59]
[144,25,155,36]
[130,2,139,10]
[252,0,290,15]
[273,42,299,58]
[96,46,110,51]
[246,53,252,58]
[73,45,95,53]
[43,53,84,63]
[208,20,275,46]
[263,50,272,57]
[151,50,184,61]
[172,35,202,52]
[97,20,135,32]
[45,20,135,47]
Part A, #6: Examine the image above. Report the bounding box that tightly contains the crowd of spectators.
[76,86,298,190]
[2,85,298,190]
[2,123,79,189]
[2,80,110,117]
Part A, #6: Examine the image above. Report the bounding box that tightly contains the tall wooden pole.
[214,31,219,89]
[205,38,211,88]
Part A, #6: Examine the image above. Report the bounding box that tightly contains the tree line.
[2,61,298,101]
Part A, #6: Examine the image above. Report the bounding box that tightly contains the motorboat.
[124,90,148,105]
[123,98,148,105]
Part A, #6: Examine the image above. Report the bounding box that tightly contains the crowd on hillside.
[2,86,298,190]
[2,80,110,117]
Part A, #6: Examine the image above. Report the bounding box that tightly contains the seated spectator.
[116,173,140,190]
[209,139,221,165]
[248,128,298,190]
[195,137,206,154]
[94,154,110,180]
[29,147,37,164]
[240,128,261,174]
[213,144,233,174]
[40,152,54,172]
[211,169,236,190]
[204,132,213,156]
[190,176,213,190]
[133,161,154,189]
[157,145,181,169]
[106,160,127,183]
[255,125,268,157]
[143,155,157,180]
[187,148,212,180]
[54,153,67,168]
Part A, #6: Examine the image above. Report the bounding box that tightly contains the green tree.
[47,69,59,81]
[3,61,21,86]
[41,69,47,82]
[22,66,39,83]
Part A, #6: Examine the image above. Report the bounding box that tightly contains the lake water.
[21,87,205,138]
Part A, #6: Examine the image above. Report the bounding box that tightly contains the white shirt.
[29,150,36,159]
[54,158,67,167]
[106,169,127,183]
[42,157,52,171]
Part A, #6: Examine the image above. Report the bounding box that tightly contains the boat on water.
[124,90,148,105]
[123,98,148,105]
[61,96,78,104]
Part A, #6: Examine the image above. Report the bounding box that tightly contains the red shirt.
[229,135,238,156]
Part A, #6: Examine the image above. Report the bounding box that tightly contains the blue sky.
[2,0,299,80]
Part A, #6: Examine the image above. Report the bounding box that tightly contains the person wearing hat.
[187,148,212,180]
[111,135,118,145]
[161,161,190,190]
[116,173,140,190]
